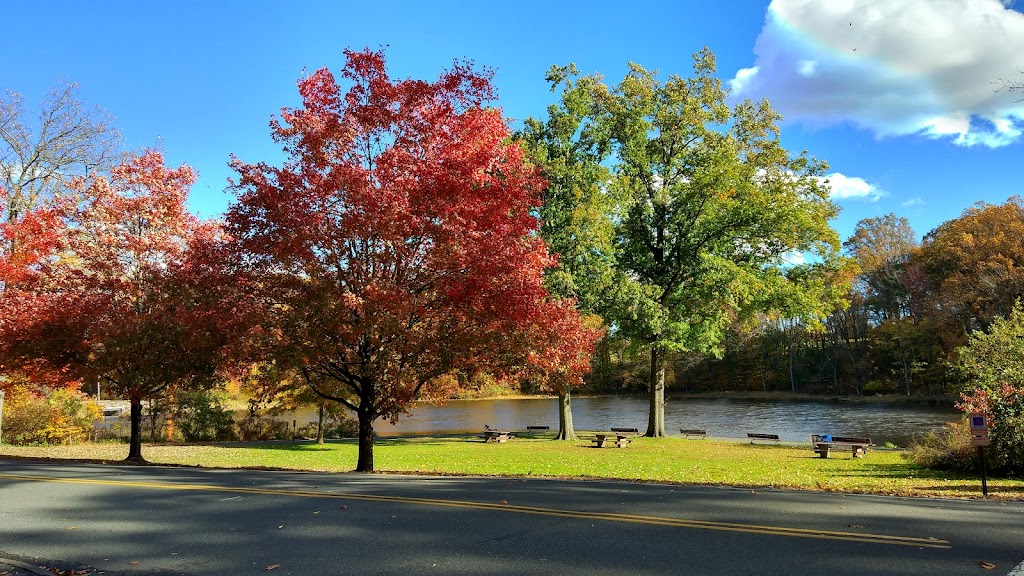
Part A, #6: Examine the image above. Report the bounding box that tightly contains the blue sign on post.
[969,413,988,433]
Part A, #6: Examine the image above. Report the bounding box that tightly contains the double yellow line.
[0,472,951,549]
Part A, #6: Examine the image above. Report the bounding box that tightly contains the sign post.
[969,413,990,497]
[0,389,5,445]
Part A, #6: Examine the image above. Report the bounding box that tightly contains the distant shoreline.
[446,390,959,408]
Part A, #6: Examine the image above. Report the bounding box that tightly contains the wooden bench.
[680,428,707,438]
[478,430,515,443]
[812,435,873,458]
[747,433,780,443]
[592,427,639,448]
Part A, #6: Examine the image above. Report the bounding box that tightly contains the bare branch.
[0,80,121,222]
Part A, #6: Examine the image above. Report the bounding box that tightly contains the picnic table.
[592,427,639,448]
[812,434,873,458]
[479,429,515,443]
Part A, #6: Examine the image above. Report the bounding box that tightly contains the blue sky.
[2,0,1022,241]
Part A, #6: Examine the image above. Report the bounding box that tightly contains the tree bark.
[646,346,666,437]
[556,389,577,440]
[355,409,374,472]
[316,403,325,445]
[126,395,146,463]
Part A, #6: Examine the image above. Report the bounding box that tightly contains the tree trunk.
[355,407,375,472]
[316,403,325,445]
[126,395,146,463]
[556,389,577,441]
[646,346,666,437]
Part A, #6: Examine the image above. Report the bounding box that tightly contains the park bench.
[479,428,515,443]
[593,427,639,448]
[811,435,873,458]
[526,425,550,431]
[747,433,780,443]
[680,428,708,438]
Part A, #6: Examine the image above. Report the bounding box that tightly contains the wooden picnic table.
[812,435,873,458]
[592,427,639,448]
[479,430,515,443]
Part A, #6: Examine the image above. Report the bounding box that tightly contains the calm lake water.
[295,396,960,447]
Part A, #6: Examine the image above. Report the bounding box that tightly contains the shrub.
[174,390,235,442]
[1,389,101,445]
[906,420,977,473]
[235,410,289,441]
[955,301,1024,475]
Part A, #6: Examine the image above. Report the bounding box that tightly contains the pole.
[292,419,296,445]
[0,389,5,444]
[978,445,989,497]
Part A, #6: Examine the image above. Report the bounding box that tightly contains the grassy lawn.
[1,434,1020,500]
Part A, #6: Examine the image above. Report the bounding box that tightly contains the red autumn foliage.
[225,48,597,471]
[0,151,226,461]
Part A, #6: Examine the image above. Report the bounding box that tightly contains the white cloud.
[731,0,1024,147]
[901,197,925,207]
[797,60,818,77]
[818,172,885,201]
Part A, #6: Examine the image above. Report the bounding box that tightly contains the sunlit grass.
[2,434,1020,500]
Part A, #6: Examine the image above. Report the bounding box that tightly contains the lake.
[293,396,960,447]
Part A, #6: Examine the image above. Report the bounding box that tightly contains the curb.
[0,557,57,575]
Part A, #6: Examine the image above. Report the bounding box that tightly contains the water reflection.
[292,396,959,447]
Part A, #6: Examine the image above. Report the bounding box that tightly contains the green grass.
[2,435,1021,500]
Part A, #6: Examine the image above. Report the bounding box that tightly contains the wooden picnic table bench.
[747,433,780,443]
[680,428,707,438]
[592,427,639,448]
[812,435,873,458]
[478,430,515,443]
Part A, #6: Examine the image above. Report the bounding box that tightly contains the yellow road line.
[0,472,951,549]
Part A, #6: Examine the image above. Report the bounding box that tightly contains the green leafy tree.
[520,65,617,440]
[576,48,846,436]
[957,301,1024,473]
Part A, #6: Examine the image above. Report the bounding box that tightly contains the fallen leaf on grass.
[979,562,996,570]
[266,564,281,571]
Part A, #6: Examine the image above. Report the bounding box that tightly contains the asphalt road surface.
[1,459,1022,575]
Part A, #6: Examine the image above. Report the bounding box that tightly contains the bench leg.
[818,450,829,458]
[853,447,864,458]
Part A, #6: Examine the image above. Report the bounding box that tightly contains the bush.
[235,411,290,441]
[960,384,1024,475]
[955,302,1024,475]
[1,389,101,445]
[174,390,235,442]
[324,413,358,439]
[906,420,977,473]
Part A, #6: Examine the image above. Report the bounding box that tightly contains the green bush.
[955,302,1024,475]
[174,390,235,442]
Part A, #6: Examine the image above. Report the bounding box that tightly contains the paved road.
[0,459,1022,575]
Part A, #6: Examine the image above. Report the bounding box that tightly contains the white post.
[0,389,5,444]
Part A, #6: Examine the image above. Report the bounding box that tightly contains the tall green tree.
[580,48,846,436]
[520,65,616,440]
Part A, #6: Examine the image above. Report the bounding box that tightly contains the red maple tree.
[226,48,597,471]
[0,151,225,461]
